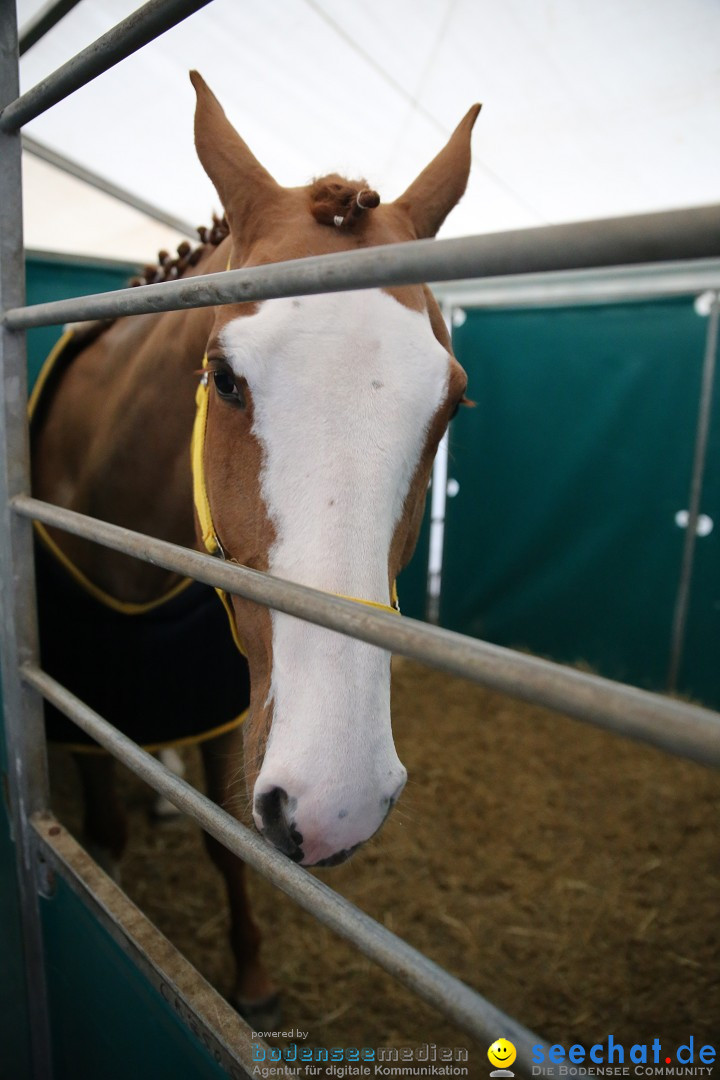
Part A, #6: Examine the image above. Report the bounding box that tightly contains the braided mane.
[66,215,231,348]
[130,176,381,290]
[130,213,230,287]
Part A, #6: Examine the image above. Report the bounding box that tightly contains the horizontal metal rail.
[4,205,720,329]
[22,135,197,237]
[0,0,212,132]
[432,258,720,310]
[15,495,720,769]
[18,0,83,57]
[20,662,543,1062]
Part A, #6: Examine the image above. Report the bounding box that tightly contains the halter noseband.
[191,353,400,655]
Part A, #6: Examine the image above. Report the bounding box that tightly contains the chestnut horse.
[31,72,478,1018]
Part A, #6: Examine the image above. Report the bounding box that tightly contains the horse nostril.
[253,786,304,861]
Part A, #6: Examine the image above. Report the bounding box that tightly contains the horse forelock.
[308,174,381,230]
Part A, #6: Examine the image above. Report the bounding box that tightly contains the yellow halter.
[190,353,400,655]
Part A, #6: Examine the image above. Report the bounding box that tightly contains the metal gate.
[2,3,720,1078]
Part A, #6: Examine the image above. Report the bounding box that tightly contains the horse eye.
[213,368,244,406]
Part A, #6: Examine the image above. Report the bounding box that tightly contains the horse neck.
[32,239,231,603]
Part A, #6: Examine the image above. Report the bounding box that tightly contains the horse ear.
[394,104,481,239]
[189,70,281,239]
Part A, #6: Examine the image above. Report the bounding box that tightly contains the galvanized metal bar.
[22,134,197,237]
[0,8,53,1077]
[426,427,448,624]
[18,0,83,56]
[431,258,720,310]
[20,663,545,1064]
[667,292,720,691]
[31,815,288,1080]
[0,0,213,132]
[14,495,720,768]
[4,205,720,329]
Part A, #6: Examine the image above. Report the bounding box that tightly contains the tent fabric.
[15,0,720,262]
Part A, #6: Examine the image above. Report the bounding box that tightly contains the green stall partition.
[441,296,720,708]
[0,676,33,1080]
[41,876,231,1080]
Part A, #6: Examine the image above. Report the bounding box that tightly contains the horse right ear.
[394,104,481,239]
[190,71,281,242]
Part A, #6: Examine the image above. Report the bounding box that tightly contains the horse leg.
[74,752,127,880]
[200,727,279,1023]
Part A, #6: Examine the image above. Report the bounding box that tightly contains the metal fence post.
[667,291,720,691]
[0,6,54,1077]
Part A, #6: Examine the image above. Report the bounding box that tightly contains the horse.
[30,71,479,1020]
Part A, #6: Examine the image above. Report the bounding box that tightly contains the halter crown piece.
[190,354,400,655]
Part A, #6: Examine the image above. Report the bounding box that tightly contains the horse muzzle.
[252,770,407,867]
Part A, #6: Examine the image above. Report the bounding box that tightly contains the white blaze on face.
[220,289,449,864]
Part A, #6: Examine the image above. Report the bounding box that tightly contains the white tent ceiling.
[16,0,720,264]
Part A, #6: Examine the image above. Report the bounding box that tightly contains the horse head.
[190,72,478,866]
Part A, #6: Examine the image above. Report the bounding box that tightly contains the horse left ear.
[190,70,282,241]
[394,104,481,239]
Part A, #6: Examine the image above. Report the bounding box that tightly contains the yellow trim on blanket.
[61,708,248,755]
[34,520,193,615]
[30,329,194,616]
[32,328,251,752]
[28,328,75,419]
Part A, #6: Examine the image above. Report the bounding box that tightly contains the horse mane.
[130,174,382,292]
[130,213,230,287]
[129,175,381,290]
[309,175,380,229]
[61,216,230,348]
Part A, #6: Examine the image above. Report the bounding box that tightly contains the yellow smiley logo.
[488,1039,517,1069]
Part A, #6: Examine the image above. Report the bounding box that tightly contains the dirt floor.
[48,658,720,1079]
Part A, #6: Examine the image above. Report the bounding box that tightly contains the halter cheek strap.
[191,360,220,557]
[190,353,400,656]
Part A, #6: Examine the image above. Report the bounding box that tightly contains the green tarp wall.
[442,295,719,709]
[25,251,137,387]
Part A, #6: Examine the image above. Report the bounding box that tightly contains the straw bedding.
[49,658,720,1078]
